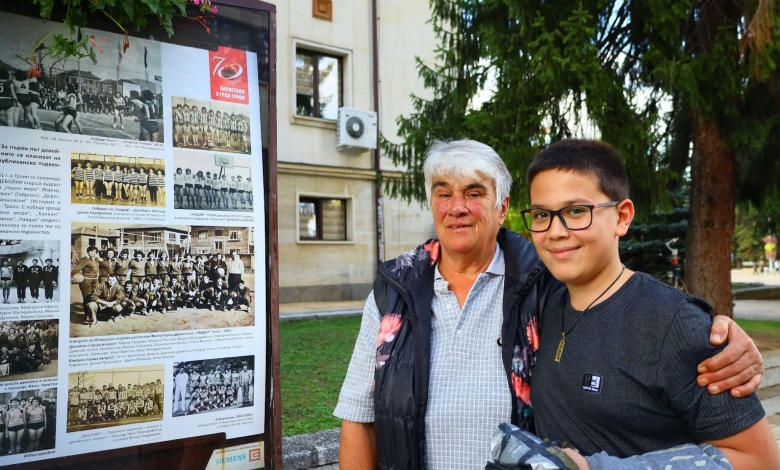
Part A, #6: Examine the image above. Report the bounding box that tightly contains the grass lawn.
[280,316,362,436]
[736,319,780,352]
[732,282,764,291]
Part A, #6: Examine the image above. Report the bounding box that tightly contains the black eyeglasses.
[520,201,620,232]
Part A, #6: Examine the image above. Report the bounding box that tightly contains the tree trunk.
[685,113,735,317]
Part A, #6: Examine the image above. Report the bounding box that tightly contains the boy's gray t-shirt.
[531,272,764,458]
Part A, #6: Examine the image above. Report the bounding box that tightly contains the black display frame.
[0,0,280,468]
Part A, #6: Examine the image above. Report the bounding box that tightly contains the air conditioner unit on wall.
[337,107,377,154]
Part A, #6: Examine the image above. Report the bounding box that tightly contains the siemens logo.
[215,455,247,464]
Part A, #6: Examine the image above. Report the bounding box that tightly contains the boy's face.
[528,169,632,287]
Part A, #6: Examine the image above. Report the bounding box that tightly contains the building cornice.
[277,162,405,180]
[278,162,375,180]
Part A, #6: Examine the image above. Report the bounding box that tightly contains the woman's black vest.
[371,228,557,470]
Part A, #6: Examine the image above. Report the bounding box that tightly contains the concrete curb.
[280,309,363,321]
[282,428,341,470]
[733,286,780,300]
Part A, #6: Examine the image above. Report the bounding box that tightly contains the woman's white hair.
[423,139,512,209]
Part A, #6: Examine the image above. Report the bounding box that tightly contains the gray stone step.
[762,350,780,389]
[282,428,340,470]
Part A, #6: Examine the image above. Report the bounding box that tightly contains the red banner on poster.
[210,46,249,104]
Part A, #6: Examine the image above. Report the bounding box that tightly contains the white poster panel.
[0,11,266,465]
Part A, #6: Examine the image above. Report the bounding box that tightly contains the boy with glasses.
[523,139,779,468]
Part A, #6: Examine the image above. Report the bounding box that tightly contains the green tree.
[383,0,780,317]
[18,0,215,67]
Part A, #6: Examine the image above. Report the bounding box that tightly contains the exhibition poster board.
[0,1,279,468]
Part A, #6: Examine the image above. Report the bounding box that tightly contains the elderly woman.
[335,139,766,470]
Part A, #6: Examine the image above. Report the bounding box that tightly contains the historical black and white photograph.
[70,223,256,338]
[66,365,164,433]
[173,151,253,212]
[0,12,163,141]
[172,355,254,417]
[0,240,61,304]
[70,152,165,207]
[0,388,57,457]
[171,96,250,154]
[0,319,58,382]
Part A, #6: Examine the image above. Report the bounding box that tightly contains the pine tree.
[384,0,780,316]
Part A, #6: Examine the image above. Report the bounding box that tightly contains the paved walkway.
[732,267,780,285]
[280,268,780,462]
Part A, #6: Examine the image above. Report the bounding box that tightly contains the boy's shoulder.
[627,271,714,318]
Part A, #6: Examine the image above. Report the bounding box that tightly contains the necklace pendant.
[554,334,565,363]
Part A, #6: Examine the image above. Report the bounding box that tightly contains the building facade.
[275,0,437,302]
[71,225,190,262]
[190,226,255,270]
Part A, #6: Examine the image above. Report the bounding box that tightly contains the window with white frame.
[229,230,239,241]
[298,196,348,241]
[295,49,343,120]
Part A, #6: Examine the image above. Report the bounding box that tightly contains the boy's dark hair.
[526,139,630,201]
